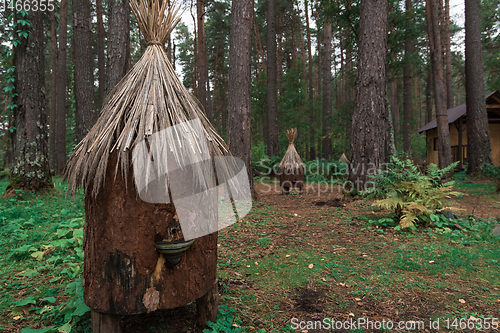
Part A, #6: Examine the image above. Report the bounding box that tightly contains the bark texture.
[322,22,332,160]
[266,0,279,157]
[107,0,130,91]
[197,0,211,120]
[403,0,413,154]
[305,0,315,160]
[84,153,217,314]
[49,9,57,171]
[465,0,492,173]
[426,0,453,168]
[96,0,106,109]
[73,0,95,143]
[348,0,387,190]
[56,0,69,175]
[6,9,53,194]
[228,0,254,192]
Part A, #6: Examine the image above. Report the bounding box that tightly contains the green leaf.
[40,297,56,304]
[20,328,55,333]
[14,297,36,307]
[17,268,39,277]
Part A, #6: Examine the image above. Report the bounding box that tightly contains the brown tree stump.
[84,153,218,316]
[91,310,122,333]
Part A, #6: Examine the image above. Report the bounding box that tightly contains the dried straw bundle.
[278,128,305,175]
[65,0,231,196]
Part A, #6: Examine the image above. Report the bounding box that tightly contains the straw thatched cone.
[278,129,305,194]
[65,0,225,321]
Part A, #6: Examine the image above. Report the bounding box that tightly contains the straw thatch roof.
[65,0,231,196]
[278,128,305,175]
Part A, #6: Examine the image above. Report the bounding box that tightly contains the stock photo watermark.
[256,157,389,195]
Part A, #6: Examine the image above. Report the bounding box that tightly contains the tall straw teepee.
[278,128,305,194]
[63,0,229,324]
[65,0,231,197]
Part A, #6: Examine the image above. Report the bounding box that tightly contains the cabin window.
[433,137,438,151]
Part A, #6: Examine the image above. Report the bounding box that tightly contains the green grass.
[0,177,90,333]
[1,174,499,332]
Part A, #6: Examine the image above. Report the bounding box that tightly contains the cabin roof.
[418,90,500,133]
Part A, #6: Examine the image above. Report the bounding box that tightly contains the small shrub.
[482,163,500,192]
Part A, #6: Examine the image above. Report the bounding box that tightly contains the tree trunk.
[197,0,210,121]
[96,0,106,109]
[403,0,413,154]
[426,0,452,169]
[55,0,69,175]
[6,9,53,194]
[305,0,315,160]
[277,14,283,92]
[348,0,387,191]
[444,0,453,108]
[322,22,332,160]
[465,0,492,173]
[266,0,279,157]
[390,81,399,142]
[73,0,95,143]
[49,9,57,171]
[426,69,433,124]
[107,0,130,92]
[228,0,254,194]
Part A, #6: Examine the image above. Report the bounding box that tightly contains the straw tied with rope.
[278,128,305,194]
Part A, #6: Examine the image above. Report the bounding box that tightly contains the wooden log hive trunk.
[280,172,304,194]
[83,152,218,317]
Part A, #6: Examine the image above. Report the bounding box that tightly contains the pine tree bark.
[403,0,413,154]
[49,9,57,171]
[390,81,399,142]
[266,0,279,157]
[73,0,95,143]
[56,0,69,175]
[6,9,53,194]
[228,0,254,193]
[107,0,130,91]
[426,0,452,169]
[197,0,210,121]
[444,0,453,108]
[96,0,106,109]
[426,68,433,124]
[321,22,332,160]
[305,0,315,160]
[465,0,492,173]
[348,0,387,191]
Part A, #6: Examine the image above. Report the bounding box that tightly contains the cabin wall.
[425,123,500,167]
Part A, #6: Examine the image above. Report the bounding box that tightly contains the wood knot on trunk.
[143,287,160,312]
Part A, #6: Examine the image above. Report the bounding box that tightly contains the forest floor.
[0,173,499,333]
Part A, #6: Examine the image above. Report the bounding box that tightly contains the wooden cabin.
[418,90,500,167]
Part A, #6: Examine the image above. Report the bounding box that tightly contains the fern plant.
[365,156,461,230]
[375,180,461,230]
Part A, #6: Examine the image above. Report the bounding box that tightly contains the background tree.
[348,0,387,190]
[266,0,279,157]
[228,0,254,192]
[73,0,95,143]
[55,0,69,175]
[49,9,57,170]
[107,0,131,91]
[197,0,211,120]
[6,10,53,194]
[403,0,413,154]
[465,0,492,173]
[321,20,332,160]
[426,0,452,169]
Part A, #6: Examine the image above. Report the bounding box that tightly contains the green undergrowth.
[0,177,90,333]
